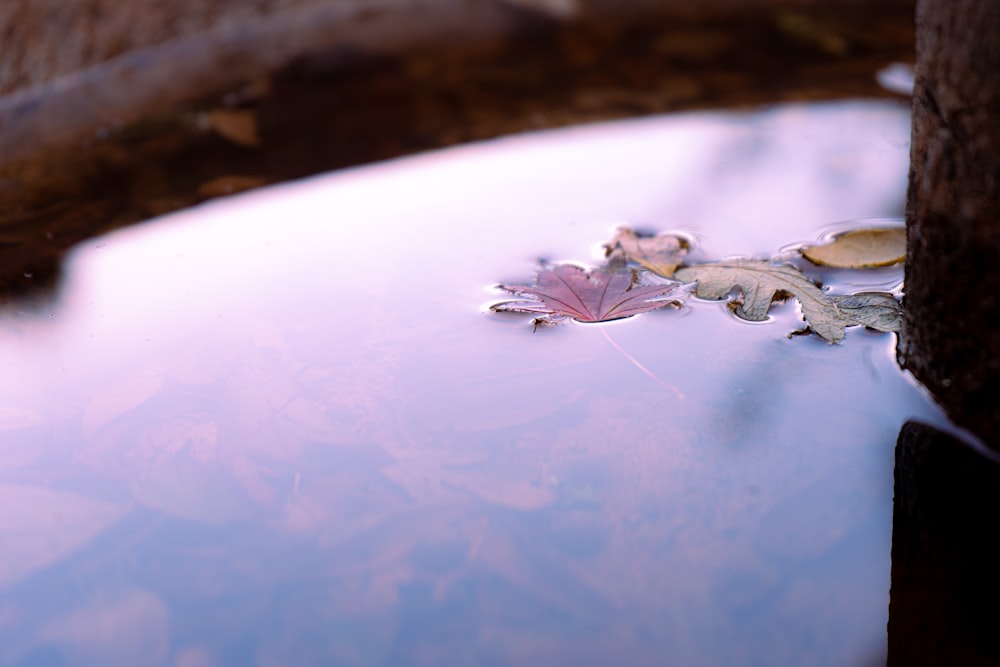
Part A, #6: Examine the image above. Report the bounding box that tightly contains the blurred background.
[1,0,913,300]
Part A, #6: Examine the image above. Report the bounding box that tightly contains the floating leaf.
[675,259,846,343]
[604,228,689,278]
[492,259,682,325]
[831,292,902,332]
[801,227,905,268]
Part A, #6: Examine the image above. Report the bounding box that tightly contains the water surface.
[1,101,947,666]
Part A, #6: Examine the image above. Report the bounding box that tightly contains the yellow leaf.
[801,227,906,268]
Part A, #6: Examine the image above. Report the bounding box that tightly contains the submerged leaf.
[0,484,128,588]
[831,292,902,332]
[801,227,905,268]
[604,228,689,278]
[82,368,165,437]
[492,260,682,325]
[675,259,846,342]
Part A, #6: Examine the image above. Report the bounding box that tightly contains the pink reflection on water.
[0,101,942,666]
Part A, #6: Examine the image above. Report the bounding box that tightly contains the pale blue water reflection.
[1,101,947,666]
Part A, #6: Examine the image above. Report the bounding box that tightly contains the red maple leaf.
[491,261,683,325]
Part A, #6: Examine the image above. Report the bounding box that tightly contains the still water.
[1,101,949,666]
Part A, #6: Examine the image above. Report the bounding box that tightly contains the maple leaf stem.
[598,327,685,399]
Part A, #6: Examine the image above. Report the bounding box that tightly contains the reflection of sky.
[0,100,949,666]
[7,102,912,389]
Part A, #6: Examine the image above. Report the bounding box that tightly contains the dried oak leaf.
[831,292,902,333]
[492,261,682,325]
[675,259,847,343]
[604,227,689,278]
[801,227,905,268]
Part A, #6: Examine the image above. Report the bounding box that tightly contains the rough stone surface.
[889,421,1000,666]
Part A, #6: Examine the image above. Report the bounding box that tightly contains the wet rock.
[888,420,1000,666]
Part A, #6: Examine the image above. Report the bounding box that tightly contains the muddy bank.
[0,0,912,299]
